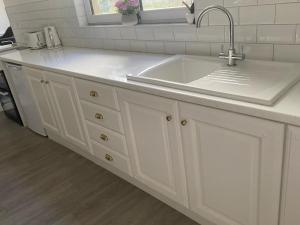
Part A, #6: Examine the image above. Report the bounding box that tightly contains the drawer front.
[87,121,128,156]
[91,141,132,176]
[75,79,119,110]
[81,101,124,133]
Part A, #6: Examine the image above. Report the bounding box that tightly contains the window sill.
[82,22,196,29]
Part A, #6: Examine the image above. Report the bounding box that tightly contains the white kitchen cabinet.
[118,89,188,207]
[44,71,89,151]
[25,67,60,135]
[280,126,300,225]
[25,67,88,151]
[179,102,284,225]
[22,65,291,225]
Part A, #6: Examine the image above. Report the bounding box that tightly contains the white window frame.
[83,0,121,25]
[83,0,186,25]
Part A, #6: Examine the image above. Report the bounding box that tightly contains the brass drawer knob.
[166,115,172,121]
[90,90,98,97]
[181,120,188,126]
[40,80,45,83]
[95,113,104,120]
[45,81,49,84]
[100,134,108,142]
[105,154,113,162]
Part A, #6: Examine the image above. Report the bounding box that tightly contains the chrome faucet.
[196,5,245,66]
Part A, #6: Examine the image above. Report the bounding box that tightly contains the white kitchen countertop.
[0,45,17,70]
[1,47,300,127]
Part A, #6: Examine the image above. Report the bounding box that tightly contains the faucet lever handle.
[219,44,226,57]
[239,45,246,60]
[221,44,224,53]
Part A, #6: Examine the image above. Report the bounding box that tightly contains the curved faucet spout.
[196,5,234,50]
[196,5,244,66]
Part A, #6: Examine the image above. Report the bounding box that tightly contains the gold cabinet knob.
[100,134,108,142]
[45,81,49,84]
[95,113,104,120]
[166,115,172,121]
[90,90,98,97]
[40,80,45,83]
[105,154,113,162]
[181,120,188,126]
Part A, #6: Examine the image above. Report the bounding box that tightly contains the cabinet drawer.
[75,79,119,110]
[81,101,123,133]
[87,121,127,156]
[91,141,131,176]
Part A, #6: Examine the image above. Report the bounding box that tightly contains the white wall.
[4,0,300,62]
[0,0,10,34]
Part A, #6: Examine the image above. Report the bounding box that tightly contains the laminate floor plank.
[0,113,199,225]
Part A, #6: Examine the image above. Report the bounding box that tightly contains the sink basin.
[137,55,221,83]
[127,55,300,106]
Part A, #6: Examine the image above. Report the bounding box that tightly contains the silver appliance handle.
[0,91,9,96]
[6,64,22,71]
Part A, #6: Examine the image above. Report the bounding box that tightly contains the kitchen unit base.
[46,128,215,225]
[20,65,284,225]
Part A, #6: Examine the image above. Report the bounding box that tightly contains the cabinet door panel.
[118,89,188,206]
[45,72,88,150]
[180,102,284,225]
[25,68,59,135]
[280,126,300,225]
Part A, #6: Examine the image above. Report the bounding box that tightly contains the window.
[142,0,183,10]
[84,0,189,25]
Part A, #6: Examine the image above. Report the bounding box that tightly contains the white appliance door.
[7,63,47,136]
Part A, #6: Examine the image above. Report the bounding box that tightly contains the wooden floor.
[0,113,199,225]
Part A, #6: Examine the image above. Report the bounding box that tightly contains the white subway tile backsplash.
[276,3,300,24]
[83,38,104,49]
[164,41,186,54]
[209,7,239,25]
[258,0,275,4]
[130,40,147,52]
[115,40,131,51]
[173,26,198,41]
[242,44,274,60]
[239,5,275,25]
[103,39,116,50]
[276,0,298,3]
[153,27,174,41]
[186,42,211,55]
[257,25,296,44]
[196,0,223,9]
[5,0,300,62]
[197,26,225,42]
[274,44,300,62]
[76,27,95,39]
[93,28,107,39]
[145,41,165,53]
[224,0,257,7]
[135,27,154,40]
[120,27,136,40]
[296,26,300,44]
[210,43,231,56]
[225,25,257,43]
[61,38,85,48]
[105,28,121,39]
